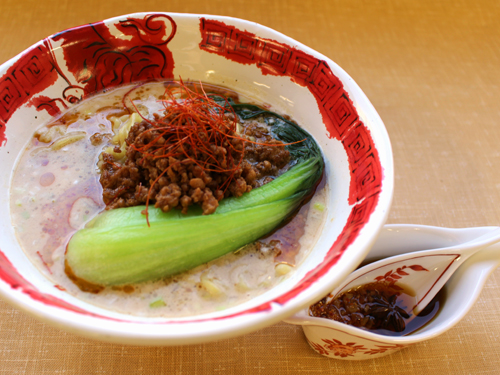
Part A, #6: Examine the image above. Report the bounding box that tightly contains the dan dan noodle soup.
[9,81,327,317]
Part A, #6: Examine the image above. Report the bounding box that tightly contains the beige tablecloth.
[1,0,500,373]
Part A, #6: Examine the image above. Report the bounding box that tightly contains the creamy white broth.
[10,82,328,317]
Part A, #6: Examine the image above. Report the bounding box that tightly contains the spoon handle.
[386,226,500,314]
[367,225,500,263]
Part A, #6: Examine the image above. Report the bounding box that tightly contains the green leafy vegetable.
[66,101,324,287]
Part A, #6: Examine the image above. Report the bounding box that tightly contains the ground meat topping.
[99,98,291,214]
[89,132,110,146]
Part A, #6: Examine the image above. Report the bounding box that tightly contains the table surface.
[1,0,500,373]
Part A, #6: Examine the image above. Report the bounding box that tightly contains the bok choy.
[66,101,324,287]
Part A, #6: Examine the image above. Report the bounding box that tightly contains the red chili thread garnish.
[121,80,152,113]
[124,80,304,222]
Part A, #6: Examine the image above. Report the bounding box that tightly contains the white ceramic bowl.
[0,13,393,345]
[285,224,500,360]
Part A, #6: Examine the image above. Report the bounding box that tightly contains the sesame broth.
[10,81,328,317]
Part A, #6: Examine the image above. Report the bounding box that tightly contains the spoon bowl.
[284,224,500,360]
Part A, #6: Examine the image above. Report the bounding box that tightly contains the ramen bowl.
[0,13,393,345]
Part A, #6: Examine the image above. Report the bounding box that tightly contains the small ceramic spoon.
[284,224,500,360]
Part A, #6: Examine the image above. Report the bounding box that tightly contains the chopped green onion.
[313,202,325,212]
[149,298,166,308]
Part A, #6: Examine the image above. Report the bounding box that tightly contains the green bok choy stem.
[66,192,306,286]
